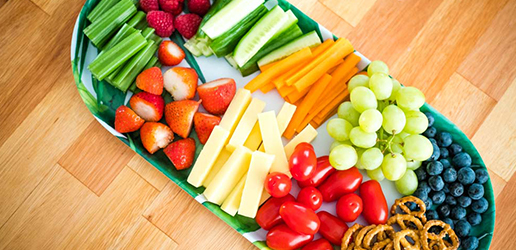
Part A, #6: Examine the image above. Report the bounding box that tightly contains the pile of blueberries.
[413,112,490,250]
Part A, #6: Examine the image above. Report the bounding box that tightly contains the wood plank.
[430,73,497,138]
[118,216,178,250]
[457,0,516,101]
[289,0,353,38]
[489,172,516,249]
[472,78,516,181]
[391,0,508,102]
[346,0,443,67]
[0,73,94,227]
[59,121,135,195]
[488,169,506,199]
[0,0,8,9]
[320,0,377,27]
[127,154,170,191]
[30,0,60,14]
[143,182,254,249]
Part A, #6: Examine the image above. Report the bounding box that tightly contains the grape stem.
[380,131,397,154]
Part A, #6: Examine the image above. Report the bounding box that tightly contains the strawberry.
[140,122,174,154]
[158,40,185,66]
[146,11,175,37]
[159,0,183,15]
[114,106,145,133]
[129,92,165,122]
[187,0,211,16]
[197,78,236,115]
[164,138,196,170]
[165,100,200,138]
[193,112,221,144]
[140,0,159,12]
[163,67,198,101]
[174,14,202,39]
[136,67,164,95]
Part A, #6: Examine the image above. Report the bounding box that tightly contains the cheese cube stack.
[258,111,290,176]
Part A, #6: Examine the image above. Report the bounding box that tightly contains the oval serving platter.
[71,0,495,248]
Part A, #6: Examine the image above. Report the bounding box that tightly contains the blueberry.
[437,204,451,218]
[415,167,427,181]
[423,126,437,138]
[471,198,489,214]
[442,218,454,229]
[443,168,457,183]
[419,181,430,190]
[458,196,472,208]
[467,213,482,226]
[458,167,476,185]
[452,152,472,168]
[451,206,467,220]
[454,219,471,237]
[445,196,457,206]
[429,176,445,191]
[436,132,453,147]
[462,236,479,250]
[448,143,462,156]
[426,161,444,176]
[424,112,435,127]
[414,188,429,201]
[426,210,439,220]
[440,147,449,159]
[430,143,440,161]
[440,159,452,169]
[431,191,446,205]
[449,182,464,197]
[468,183,484,200]
[423,197,433,209]
[429,138,437,145]
[406,202,417,211]
[442,185,449,193]
[475,169,489,184]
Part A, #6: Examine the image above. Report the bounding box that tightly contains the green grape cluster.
[327,60,433,195]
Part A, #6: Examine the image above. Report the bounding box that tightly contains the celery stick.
[149,33,162,44]
[83,0,137,47]
[89,32,147,80]
[101,24,137,52]
[154,62,161,68]
[87,0,120,23]
[113,41,158,91]
[142,27,155,39]
[144,57,159,70]
[127,11,146,27]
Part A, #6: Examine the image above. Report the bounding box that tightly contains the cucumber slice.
[257,31,321,67]
[233,6,298,67]
[225,54,239,69]
[201,0,264,40]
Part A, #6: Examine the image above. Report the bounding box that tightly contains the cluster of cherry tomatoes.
[258,143,390,250]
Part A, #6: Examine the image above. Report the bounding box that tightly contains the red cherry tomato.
[301,238,333,250]
[317,211,349,245]
[256,194,295,230]
[297,187,323,211]
[279,201,320,235]
[289,142,317,181]
[336,193,363,222]
[265,172,292,198]
[298,156,336,188]
[318,167,363,202]
[266,224,313,250]
[360,180,388,225]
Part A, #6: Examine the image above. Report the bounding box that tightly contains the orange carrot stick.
[316,89,349,121]
[278,85,296,97]
[244,48,313,92]
[311,39,335,56]
[260,82,276,93]
[259,61,278,72]
[287,86,310,103]
[310,66,358,116]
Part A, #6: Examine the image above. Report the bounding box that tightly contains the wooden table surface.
[1,0,515,249]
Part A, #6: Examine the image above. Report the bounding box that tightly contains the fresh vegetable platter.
[71,0,495,249]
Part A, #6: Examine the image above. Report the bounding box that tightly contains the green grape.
[406,159,422,170]
[395,169,418,195]
[359,109,383,133]
[382,105,406,134]
[348,75,369,93]
[327,118,353,141]
[355,148,366,169]
[381,153,407,181]
[390,135,404,154]
[350,127,377,148]
[367,167,385,181]
[329,144,358,170]
[360,147,384,170]
[403,135,433,161]
[369,73,393,100]
[350,86,377,113]
[396,87,425,110]
[398,131,411,140]
[388,79,402,101]
[330,140,351,151]
[377,100,389,112]
[338,101,360,126]
[403,110,429,134]
[367,60,389,76]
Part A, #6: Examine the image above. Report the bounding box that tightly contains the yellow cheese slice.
[203,146,253,205]
[221,174,246,216]
[259,190,271,205]
[239,151,275,218]
[187,126,230,187]
[203,149,231,187]
[258,111,290,176]
[226,98,266,152]
[257,102,297,152]
[243,122,262,150]
[219,88,252,136]
[284,124,318,159]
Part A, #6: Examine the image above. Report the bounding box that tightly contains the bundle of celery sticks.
[84,0,162,92]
